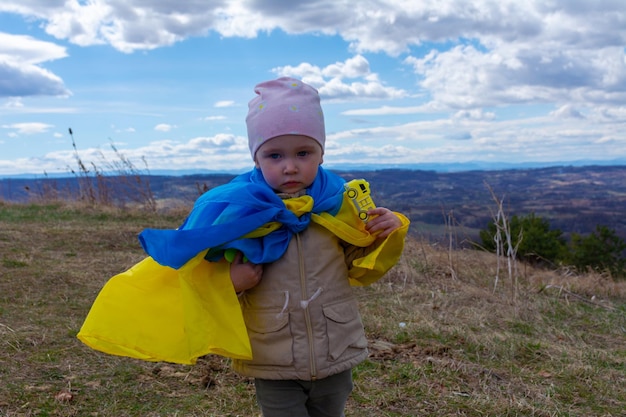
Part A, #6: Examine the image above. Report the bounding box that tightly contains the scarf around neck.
[138,166,346,269]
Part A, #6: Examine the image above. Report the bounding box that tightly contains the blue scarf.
[139,166,346,269]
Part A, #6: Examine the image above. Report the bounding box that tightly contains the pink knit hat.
[246,77,326,158]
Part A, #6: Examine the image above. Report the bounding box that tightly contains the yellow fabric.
[346,212,410,286]
[77,193,409,364]
[311,195,410,285]
[78,255,251,364]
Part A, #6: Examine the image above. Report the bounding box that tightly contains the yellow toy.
[344,179,376,222]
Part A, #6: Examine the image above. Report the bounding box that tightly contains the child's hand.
[229,251,263,293]
[365,207,403,239]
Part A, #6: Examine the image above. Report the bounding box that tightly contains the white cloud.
[111,126,136,133]
[0,32,67,64]
[3,1,625,108]
[324,111,623,165]
[274,55,407,101]
[154,123,175,132]
[342,105,428,116]
[67,133,250,172]
[1,1,626,174]
[2,122,54,134]
[2,97,24,108]
[0,32,70,97]
[321,55,371,79]
[551,104,585,120]
[404,41,626,111]
[214,100,235,108]
[453,109,496,121]
[2,1,624,56]
[591,106,626,123]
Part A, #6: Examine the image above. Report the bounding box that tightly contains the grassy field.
[1,202,625,416]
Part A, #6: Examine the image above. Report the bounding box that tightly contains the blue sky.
[1,1,625,176]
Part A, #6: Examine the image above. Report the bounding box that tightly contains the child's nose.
[283,159,298,173]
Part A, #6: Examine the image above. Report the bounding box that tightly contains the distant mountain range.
[2,164,625,244]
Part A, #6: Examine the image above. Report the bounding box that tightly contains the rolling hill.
[1,165,625,243]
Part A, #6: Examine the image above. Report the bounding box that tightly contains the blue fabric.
[139,166,346,269]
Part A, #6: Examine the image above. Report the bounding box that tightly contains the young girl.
[229,77,407,416]
[78,77,409,417]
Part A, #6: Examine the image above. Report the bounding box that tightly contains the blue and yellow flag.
[77,168,409,364]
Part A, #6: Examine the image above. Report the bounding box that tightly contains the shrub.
[480,213,567,266]
[568,225,626,279]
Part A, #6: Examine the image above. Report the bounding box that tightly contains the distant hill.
[352,165,626,244]
[1,165,625,243]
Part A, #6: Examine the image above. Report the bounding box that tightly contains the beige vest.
[231,221,369,380]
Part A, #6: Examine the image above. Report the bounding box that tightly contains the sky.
[1,1,625,176]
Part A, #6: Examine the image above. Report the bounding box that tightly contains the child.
[78,77,409,417]
[228,77,408,416]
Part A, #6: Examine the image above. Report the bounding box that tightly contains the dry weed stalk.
[484,182,521,301]
[66,128,156,211]
[97,142,157,211]
[22,171,73,202]
[443,208,458,280]
[539,284,616,310]
[69,128,97,204]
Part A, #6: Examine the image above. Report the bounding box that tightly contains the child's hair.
[246,77,326,158]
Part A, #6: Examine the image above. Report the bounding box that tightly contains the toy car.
[344,179,376,222]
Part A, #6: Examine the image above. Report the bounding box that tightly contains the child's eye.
[297,151,309,157]
[269,153,281,159]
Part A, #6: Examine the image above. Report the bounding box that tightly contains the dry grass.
[1,201,625,416]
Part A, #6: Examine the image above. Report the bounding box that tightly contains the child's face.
[254,134,324,194]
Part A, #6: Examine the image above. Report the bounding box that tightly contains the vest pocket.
[243,310,293,366]
[323,300,368,361]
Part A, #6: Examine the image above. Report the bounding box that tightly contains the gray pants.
[254,369,354,417]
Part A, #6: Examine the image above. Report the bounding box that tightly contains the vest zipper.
[297,232,317,380]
